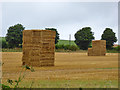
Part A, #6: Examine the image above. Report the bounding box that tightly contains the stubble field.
[2,52,118,88]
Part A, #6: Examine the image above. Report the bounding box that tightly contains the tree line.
[2,23,117,50]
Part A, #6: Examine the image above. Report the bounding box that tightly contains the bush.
[64,45,70,50]
[113,46,120,51]
[55,44,79,51]
[68,45,79,51]
[2,38,8,48]
[106,46,120,53]
[55,44,64,49]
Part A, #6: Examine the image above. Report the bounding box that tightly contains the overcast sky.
[1,2,118,43]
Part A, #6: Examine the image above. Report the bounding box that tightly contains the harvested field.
[2,52,118,88]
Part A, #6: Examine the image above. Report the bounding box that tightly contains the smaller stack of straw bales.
[88,40,106,56]
[22,30,56,67]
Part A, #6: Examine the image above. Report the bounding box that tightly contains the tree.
[2,37,8,48]
[74,27,94,50]
[6,24,25,48]
[45,28,60,44]
[101,28,117,49]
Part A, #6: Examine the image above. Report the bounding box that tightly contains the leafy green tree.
[101,28,117,49]
[45,28,59,44]
[5,24,25,48]
[74,27,94,50]
[2,37,8,48]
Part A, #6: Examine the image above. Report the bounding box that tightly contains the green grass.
[57,40,92,48]
[57,40,77,46]
[3,80,118,88]
[106,49,120,53]
[55,49,87,53]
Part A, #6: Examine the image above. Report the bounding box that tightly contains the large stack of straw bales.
[22,30,56,67]
[88,40,106,56]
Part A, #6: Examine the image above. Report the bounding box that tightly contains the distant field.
[57,40,77,46]
[57,40,92,47]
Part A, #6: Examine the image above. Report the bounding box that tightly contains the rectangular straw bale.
[40,60,54,63]
[42,46,54,51]
[42,37,55,40]
[88,48,93,56]
[40,53,54,58]
[30,49,40,56]
[30,61,40,66]
[30,56,40,61]
[23,30,32,36]
[22,29,56,67]
[92,40,101,49]
[23,30,32,44]
[42,30,56,35]
[88,40,106,56]
[40,57,54,60]
[42,40,53,43]
[32,37,42,43]
[100,40,106,56]
[40,51,54,54]
[24,37,32,44]
[32,30,41,36]
[92,41,101,56]
[23,49,30,56]
[40,63,54,66]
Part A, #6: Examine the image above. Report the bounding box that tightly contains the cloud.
[1,2,118,43]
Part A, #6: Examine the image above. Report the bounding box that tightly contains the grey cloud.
[2,2,118,43]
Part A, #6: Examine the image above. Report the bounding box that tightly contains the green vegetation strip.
[3,80,118,88]
[1,39,119,53]
[56,40,77,46]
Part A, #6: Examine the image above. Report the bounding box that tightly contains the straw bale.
[42,40,53,43]
[30,61,40,66]
[88,40,106,56]
[22,29,55,67]
[40,51,54,54]
[30,50,40,56]
[42,47,54,51]
[23,30,32,36]
[30,57,40,61]
[32,30,41,36]
[88,48,93,56]
[40,63,54,66]
[42,30,56,35]
[32,37,41,43]
[40,60,54,63]
[42,37,55,40]
[40,54,54,57]
[40,57,54,60]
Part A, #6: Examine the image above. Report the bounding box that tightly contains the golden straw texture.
[22,30,56,67]
[88,40,106,56]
